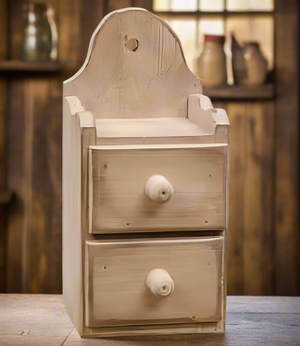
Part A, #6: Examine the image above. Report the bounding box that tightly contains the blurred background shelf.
[154,11,275,16]
[0,60,65,72]
[204,83,275,100]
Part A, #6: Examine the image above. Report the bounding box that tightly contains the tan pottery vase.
[242,42,268,86]
[196,34,227,88]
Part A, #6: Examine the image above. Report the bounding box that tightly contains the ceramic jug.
[231,34,268,86]
[196,34,227,88]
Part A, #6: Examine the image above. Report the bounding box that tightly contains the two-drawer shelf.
[62,8,229,338]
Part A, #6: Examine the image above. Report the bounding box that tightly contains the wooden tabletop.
[0,295,299,345]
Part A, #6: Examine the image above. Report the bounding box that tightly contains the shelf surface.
[95,117,207,138]
[204,84,275,100]
[155,10,274,16]
[0,60,65,72]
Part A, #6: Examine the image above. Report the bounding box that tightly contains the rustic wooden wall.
[0,0,299,295]
[3,0,151,294]
[0,0,8,292]
[274,0,299,296]
[214,101,275,295]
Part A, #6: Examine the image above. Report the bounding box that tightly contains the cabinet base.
[81,320,225,338]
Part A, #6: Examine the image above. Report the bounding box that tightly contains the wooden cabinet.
[63,8,228,337]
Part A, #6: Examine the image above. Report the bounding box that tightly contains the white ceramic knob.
[145,175,174,203]
[146,269,174,297]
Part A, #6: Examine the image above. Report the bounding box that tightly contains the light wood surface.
[62,98,84,334]
[95,118,206,138]
[63,8,202,119]
[86,237,223,326]
[0,294,299,345]
[94,116,228,145]
[90,145,227,233]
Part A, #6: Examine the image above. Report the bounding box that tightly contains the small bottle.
[242,42,268,86]
[21,3,58,61]
[196,34,227,88]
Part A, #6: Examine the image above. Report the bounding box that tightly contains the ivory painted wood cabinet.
[63,8,229,337]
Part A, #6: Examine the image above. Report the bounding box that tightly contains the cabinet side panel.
[62,97,83,334]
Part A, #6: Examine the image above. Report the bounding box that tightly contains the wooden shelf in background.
[0,60,65,72]
[204,84,275,100]
[154,11,275,17]
[0,190,13,204]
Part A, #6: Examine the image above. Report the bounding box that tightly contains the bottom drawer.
[85,237,223,327]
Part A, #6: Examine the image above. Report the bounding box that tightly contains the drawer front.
[89,144,227,233]
[85,236,223,327]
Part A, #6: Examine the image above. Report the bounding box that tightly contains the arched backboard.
[64,8,202,119]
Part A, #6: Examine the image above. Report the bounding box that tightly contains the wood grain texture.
[0,0,7,60]
[0,0,8,293]
[214,101,275,296]
[274,0,299,296]
[81,0,105,56]
[6,78,26,292]
[0,60,65,72]
[58,0,85,68]
[243,102,274,295]
[95,118,211,138]
[133,0,152,10]
[2,0,298,304]
[26,79,51,293]
[108,0,133,12]
[62,8,228,336]
[64,9,202,119]
[222,102,246,296]
[0,295,299,345]
[8,0,23,59]
[90,145,227,233]
[86,237,223,326]
[0,294,74,346]
[204,84,275,100]
[3,0,139,296]
[6,77,63,293]
[5,0,65,294]
[62,98,84,334]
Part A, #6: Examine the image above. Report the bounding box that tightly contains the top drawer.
[89,144,228,233]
